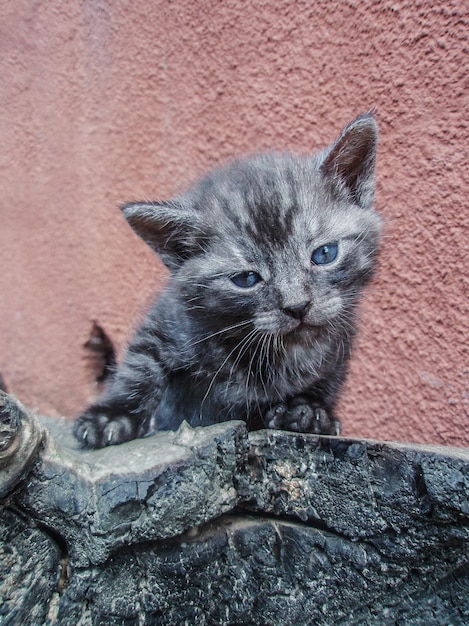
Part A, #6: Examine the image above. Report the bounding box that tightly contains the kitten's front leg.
[74,352,165,448]
[266,396,341,436]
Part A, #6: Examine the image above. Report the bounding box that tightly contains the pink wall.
[0,0,467,446]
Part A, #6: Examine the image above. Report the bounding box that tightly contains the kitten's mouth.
[282,319,324,339]
[255,313,327,339]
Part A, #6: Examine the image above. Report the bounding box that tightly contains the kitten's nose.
[282,300,311,320]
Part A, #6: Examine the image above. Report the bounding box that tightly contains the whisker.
[182,319,252,350]
[199,328,262,413]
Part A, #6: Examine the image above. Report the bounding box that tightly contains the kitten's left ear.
[320,112,378,209]
[121,201,208,270]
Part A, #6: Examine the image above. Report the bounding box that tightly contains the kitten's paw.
[73,411,136,449]
[266,398,341,436]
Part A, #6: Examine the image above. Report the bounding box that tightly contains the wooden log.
[0,394,468,624]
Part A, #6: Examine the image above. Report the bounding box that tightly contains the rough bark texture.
[1,391,468,625]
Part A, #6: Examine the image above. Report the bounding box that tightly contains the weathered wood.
[0,392,468,625]
[18,415,246,567]
[0,390,45,499]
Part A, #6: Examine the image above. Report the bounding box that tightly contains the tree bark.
[1,390,468,625]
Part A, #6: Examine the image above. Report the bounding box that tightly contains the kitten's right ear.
[320,112,378,209]
[121,201,208,270]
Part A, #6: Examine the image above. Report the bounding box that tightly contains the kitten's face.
[176,154,381,341]
[122,113,381,345]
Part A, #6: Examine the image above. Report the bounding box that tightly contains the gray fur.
[74,113,381,448]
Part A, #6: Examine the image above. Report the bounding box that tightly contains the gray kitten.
[74,113,381,448]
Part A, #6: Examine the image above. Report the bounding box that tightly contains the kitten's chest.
[197,338,325,402]
[156,338,328,428]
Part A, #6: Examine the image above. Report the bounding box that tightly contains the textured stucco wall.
[0,0,467,446]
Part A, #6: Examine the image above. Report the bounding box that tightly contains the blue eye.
[311,243,338,265]
[231,271,263,288]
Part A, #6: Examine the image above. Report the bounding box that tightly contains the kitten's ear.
[320,113,378,209]
[121,201,208,270]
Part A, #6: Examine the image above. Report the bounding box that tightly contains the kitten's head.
[122,113,381,343]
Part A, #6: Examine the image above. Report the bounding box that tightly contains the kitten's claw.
[73,412,136,449]
[107,427,114,444]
